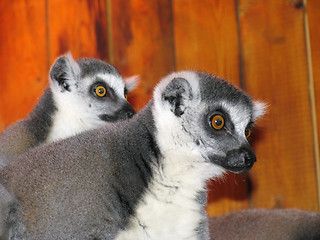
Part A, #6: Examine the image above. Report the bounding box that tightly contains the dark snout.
[224,146,256,173]
[99,102,136,122]
[120,102,136,119]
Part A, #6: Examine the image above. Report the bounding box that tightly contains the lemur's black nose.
[225,145,256,173]
[127,111,135,119]
[123,103,136,119]
[242,147,256,166]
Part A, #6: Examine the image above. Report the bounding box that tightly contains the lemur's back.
[1,105,155,239]
[0,88,55,166]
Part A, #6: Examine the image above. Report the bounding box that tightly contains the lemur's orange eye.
[124,93,128,99]
[211,115,225,130]
[95,86,107,97]
[245,128,251,138]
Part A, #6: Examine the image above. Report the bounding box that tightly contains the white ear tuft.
[253,101,268,120]
[124,75,140,92]
[64,52,81,77]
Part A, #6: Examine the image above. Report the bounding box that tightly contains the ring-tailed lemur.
[0,53,137,168]
[0,71,265,240]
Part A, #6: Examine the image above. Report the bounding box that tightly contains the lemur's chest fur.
[115,154,217,240]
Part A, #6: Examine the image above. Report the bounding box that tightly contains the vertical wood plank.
[173,0,241,85]
[239,0,318,210]
[48,0,109,63]
[307,0,320,206]
[173,0,250,217]
[110,0,175,110]
[0,0,48,130]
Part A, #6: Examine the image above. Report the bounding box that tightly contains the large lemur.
[0,53,137,169]
[0,71,265,239]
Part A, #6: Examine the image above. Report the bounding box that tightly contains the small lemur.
[0,53,137,169]
[0,71,265,239]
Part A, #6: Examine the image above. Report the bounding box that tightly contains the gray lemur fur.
[209,209,320,240]
[0,53,137,239]
[0,71,265,240]
[0,53,137,169]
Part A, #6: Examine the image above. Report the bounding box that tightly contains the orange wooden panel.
[0,0,48,131]
[110,0,175,110]
[173,0,249,217]
[239,0,318,210]
[173,0,241,85]
[308,0,320,203]
[48,0,109,64]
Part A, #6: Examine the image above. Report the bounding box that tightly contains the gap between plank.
[303,0,320,210]
[106,0,114,65]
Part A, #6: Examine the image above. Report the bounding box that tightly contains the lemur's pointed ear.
[253,101,268,120]
[49,52,81,92]
[161,77,193,117]
[124,75,139,92]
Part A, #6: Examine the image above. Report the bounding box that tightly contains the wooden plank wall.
[240,0,318,211]
[0,0,319,217]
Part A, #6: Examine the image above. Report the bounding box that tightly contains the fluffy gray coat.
[0,71,265,240]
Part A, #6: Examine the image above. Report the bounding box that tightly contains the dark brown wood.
[48,0,109,63]
[110,0,175,110]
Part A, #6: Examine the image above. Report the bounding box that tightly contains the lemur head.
[153,71,265,176]
[48,53,137,140]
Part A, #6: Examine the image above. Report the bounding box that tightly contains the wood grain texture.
[0,0,319,213]
[173,0,241,85]
[307,0,320,205]
[0,0,48,130]
[173,0,250,217]
[239,0,318,210]
[110,0,175,110]
[48,0,109,64]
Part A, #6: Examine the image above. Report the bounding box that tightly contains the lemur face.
[71,72,136,124]
[153,71,265,175]
[47,54,138,141]
[197,100,257,173]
